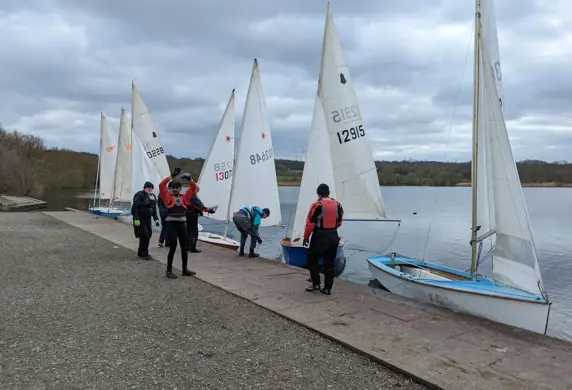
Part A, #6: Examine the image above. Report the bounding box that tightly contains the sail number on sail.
[143,140,164,159]
[250,148,273,165]
[331,105,362,123]
[214,161,233,181]
[336,125,365,144]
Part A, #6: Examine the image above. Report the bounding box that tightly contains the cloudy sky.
[1,0,571,162]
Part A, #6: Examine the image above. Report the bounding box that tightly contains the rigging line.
[421,22,475,262]
[343,222,401,255]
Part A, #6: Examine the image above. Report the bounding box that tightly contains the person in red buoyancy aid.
[303,183,344,295]
[159,168,198,279]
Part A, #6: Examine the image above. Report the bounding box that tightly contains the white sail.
[131,132,163,199]
[131,81,171,198]
[98,112,118,200]
[112,107,133,203]
[291,94,336,239]
[227,59,282,227]
[474,0,544,297]
[480,0,504,107]
[197,90,235,221]
[318,7,387,220]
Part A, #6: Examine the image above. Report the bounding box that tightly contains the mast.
[224,67,253,239]
[470,0,482,277]
[130,81,135,205]
[93,112,104,208]
[109,107,125,209]
[220,90,235,238]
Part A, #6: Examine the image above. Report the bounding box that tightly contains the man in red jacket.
[303,183,344,295]
[159,168,197,279]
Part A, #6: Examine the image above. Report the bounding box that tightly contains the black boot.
[182,258,196,276]
[166,269,177,279]
[249,249,259,258]
[305,284,320,292]
[238,245,245,257]
[189,237,201,253]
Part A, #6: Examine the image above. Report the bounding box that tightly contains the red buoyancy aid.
[316,197,340,229]
[303,197,343,239]
[166,196,187,217]
[159,176,197,219]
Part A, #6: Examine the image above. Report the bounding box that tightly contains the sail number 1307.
[337,125,365,144]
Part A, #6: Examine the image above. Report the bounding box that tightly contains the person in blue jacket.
[232,206,270,257]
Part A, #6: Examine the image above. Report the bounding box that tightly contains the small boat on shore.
[281,2,399,275]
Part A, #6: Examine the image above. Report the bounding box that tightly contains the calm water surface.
[45,186,571,341]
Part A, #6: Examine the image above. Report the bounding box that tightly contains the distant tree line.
[1,126,571,197]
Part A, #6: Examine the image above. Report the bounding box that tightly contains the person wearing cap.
[303,183,344,295]
[131,181,160,260]
[232,206,270,257]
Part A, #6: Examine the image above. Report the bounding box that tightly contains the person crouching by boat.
[185,184,218,253]
[158,168,197,279]
[232,206,270,257]
[132,181,160,260]
[303,183,344,295]
[157,180,173,248]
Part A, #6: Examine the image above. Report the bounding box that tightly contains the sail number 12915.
[337,125,365,144]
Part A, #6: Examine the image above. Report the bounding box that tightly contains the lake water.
[46,186,572,341]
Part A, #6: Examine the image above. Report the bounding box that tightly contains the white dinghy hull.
[367,254,551,335]
[197,232,239,251]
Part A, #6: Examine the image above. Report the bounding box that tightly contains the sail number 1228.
[337,125,365,144]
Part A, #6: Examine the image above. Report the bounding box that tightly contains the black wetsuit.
[132,191,158,257]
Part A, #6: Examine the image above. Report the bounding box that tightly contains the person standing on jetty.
[159,168,197,279]
[132,181,160,260]
[303,183,344,295]
[185,184,217,253]
[232,206,270,258]
[157,180,173,248]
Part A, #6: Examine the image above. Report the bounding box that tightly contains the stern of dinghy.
[280,237,346,277]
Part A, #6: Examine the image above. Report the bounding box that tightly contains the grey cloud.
[1,0,572,163]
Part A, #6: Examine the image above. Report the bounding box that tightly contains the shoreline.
[277,181,572,188]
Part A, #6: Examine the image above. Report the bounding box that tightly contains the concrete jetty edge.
[44,210,572,390]
[0,195,46,211]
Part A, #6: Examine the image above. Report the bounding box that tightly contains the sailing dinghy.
[119,81,203,232]
[367,0,551,334]
[217,59,283,248]
[281,3,398,276]
[111,107,133,209]
[90,112,127,219]
[196,90,240,250]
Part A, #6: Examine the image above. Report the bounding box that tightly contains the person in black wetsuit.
[132,181,160,260]
[303,183,344,295]
[185,184,217,253]
[158,180,173,248]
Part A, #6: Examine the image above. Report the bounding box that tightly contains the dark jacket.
[186,194,209,217]
[131,190,159,221]
[238,206,264,229]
